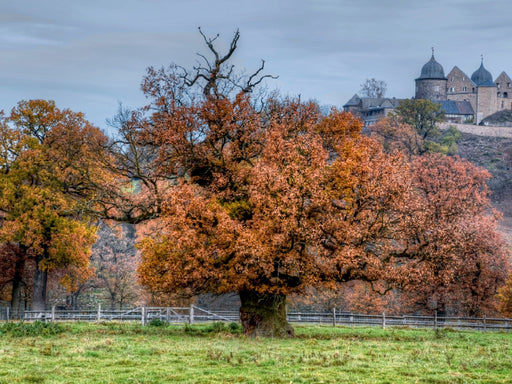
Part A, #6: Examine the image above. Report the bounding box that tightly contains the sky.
[2,0,512,132]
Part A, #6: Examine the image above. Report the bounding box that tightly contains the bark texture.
[32,255,48,311]
[239,291,294,338]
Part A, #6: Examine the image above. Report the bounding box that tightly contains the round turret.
[415,50,447,100]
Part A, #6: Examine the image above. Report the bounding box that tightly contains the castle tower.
[471,58,497,123]
[415,49,447,100]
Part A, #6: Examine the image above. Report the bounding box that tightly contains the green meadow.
[0,321,511,383]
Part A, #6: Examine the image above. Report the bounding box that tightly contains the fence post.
[434,310,438,331]
[97,304,101,324]
[189,305,194,324]
[51,306,56,322]
[332,308,336,327]
[483,314,487,333]
[166,307,170,323]
[349,313,353,327]
[382,310,386,329]
[6,307,9,323]
[141,306,146,326]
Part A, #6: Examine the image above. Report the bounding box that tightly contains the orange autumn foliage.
[137,96,415,300]
[398,154,510,316]
[130,31,509,334]
[0,100,107,311]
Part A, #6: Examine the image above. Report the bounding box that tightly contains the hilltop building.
[344,51,512,126]
[416,51,512,124]
[342,95,403,128]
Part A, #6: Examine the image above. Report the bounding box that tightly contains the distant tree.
[360,78,387,98]
[91,222,141,310]
[399,154,510,316]
[370,115,423,156]
[374,99,460,156]
[0,100,106,311]
[391,99,445,152]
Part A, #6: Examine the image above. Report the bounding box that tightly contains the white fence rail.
[5,306,512,332]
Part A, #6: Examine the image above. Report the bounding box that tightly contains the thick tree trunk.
[10,249,26,319]
[239,291,294,338]
[10,275,23,319]
[32,255,48,311]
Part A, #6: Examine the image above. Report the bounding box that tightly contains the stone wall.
[439,122,512,138]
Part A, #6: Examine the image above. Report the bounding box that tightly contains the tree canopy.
[0,100,107,313]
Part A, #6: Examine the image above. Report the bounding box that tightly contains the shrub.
[0,321,64,337]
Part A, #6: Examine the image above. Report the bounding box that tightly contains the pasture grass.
[0,321,511,383]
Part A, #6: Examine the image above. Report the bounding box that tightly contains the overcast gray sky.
[2,0,512,130]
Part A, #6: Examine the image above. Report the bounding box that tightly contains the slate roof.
[471,62,495,87]
[344,94,402,110]
[435,100,474,115]
[343,94,361,107]
[417,54,446,80]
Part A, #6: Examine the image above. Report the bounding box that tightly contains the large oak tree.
[115,30,509,336]
[128,30,417,337]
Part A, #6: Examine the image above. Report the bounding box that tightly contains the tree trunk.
[10,248,26,319]
[110,292,117,311]
[239,291,294,338]
[32,255,48,311]
[10,275,24,319]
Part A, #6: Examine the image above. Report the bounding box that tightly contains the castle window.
[498,92,501,97]
[508,83,511,88]
[434,86,439,92]
[497,83,501,88]
[463,86,467,91]
[472,88,475,92]
[502,101,505,108]
[462,76,465,81]
[451,77,454,82]
[505,92,508,98]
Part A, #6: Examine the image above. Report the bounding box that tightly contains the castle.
[344,50,512,126]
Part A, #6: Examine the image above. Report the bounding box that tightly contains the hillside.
[455,131,512,240]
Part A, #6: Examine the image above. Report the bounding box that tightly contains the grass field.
[1,321,511,383]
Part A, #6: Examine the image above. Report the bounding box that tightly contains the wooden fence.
[3,306,512,332]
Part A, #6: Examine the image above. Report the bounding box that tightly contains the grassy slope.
[1,322,511,384]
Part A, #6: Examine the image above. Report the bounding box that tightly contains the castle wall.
[415,79,447,100]
[446,67,475,94]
